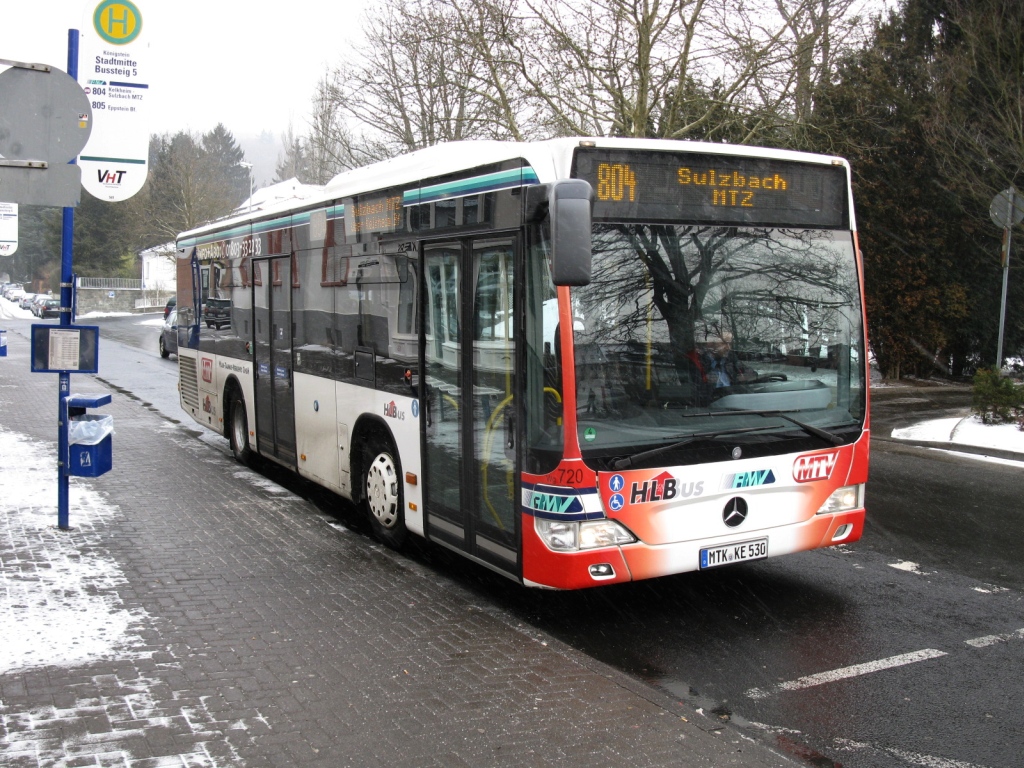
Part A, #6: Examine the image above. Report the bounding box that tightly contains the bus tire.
[227,391,252,466]
[363,435,407,549]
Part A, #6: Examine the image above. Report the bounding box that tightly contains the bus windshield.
[570,224,865,470]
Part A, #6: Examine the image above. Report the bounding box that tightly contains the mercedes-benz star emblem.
[723,497,748,527]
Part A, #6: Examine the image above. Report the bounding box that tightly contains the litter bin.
[66,394,113,477]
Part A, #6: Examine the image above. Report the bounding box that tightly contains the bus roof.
[177,137,850,242]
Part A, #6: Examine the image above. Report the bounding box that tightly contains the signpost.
[989,188,1024,369]
[0,4,147,528]
[78,0,150,201]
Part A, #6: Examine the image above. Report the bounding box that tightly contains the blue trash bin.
[68,413,113,477]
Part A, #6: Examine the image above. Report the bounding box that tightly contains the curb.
[874,435,1024,464]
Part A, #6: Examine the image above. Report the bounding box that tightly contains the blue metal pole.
[58,28,79,531]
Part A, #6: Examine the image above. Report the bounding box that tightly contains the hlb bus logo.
[629,471,704,504]
[793,450,840,482]
[93,0,143,45]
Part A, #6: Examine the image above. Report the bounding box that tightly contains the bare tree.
[309,0,878,161]
[310,0,532,166]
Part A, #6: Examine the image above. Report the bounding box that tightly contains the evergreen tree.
[812,0,977,379]
[274,124,311,184]
[201,123,251,203]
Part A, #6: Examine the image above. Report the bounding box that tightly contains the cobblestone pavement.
[0,322,794,767]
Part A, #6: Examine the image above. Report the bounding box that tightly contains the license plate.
[700,538,768,569]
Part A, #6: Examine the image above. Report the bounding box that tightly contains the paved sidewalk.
[0,322,796,768]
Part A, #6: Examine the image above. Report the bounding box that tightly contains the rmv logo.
[793,451,840,482]
[529,492,578,514]
[723,469,776,489]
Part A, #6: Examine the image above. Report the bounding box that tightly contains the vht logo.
[201,357,213,383]
[793,450,840,482]
[98,169,127,186]
[630,471,704,504]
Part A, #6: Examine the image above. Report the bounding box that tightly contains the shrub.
[971,367,1024,426]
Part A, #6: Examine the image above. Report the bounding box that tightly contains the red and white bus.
[175,137,868,589]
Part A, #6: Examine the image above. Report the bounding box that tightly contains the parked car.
[159,309,178,358]
[40,298,62,319]
[7,286,25,301]
[30,294,52,316]
[163,295,176,319]
[18,293,40,311]
[204,298,231,329]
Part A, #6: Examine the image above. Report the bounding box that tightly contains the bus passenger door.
[253,256,297,466]
[422,238,519,577]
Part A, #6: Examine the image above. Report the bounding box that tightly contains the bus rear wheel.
[228,392,252,465]
[363,436,407,549]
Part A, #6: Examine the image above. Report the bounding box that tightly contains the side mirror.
[528,179,594,286]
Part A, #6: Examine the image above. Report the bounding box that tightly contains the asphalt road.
[80,315,1024,768]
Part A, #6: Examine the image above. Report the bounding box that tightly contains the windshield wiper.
[664,408,848,446]
[611,426,770,470]
[743,410,846,446]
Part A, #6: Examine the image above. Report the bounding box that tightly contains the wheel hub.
[367,453,399,528]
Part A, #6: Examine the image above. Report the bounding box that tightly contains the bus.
[174,137,868,589]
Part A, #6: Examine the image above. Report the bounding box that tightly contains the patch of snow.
[892,415,1024,455]
[76,310,134,318]
[0,427,151,674]
[889,560,925,575]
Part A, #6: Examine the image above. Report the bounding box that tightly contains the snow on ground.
[0,301,32,321]
[891,415,1024,466]
[891,415,1024,453]
[0,427,151,674]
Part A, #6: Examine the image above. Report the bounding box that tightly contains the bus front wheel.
[363,436,407,549]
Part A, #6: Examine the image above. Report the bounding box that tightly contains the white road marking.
[964,628,1024,648]
[836,738,992,768]
[746,649,947,699]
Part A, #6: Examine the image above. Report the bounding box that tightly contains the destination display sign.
[343,194,403,239]
[573,148,849,228]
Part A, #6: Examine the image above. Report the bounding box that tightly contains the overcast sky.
[1,0,364,143]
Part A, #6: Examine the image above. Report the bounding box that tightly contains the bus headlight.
[816,484,863,515]
[535,519,577,551]
[580,520,637,549]
[535,518,637,552]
